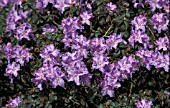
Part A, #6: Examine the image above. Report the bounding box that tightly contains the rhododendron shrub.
[0,0,169,107]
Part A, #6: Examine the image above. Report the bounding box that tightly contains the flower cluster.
[106,2,117,12]
[32,63,65,90]
[136,49,169,72]
[3,43,32,82]
[135,98,153,108]
[132,0,144,8]
[129,15,150,48]
[145,0,169,12]
[6,96,21,108]
[99,55,139,97]
[80,10,93,25]
[155,36,169,51]
[131,15,147,32]
[106,33,127,50]
[128,30,150,48]
[151,13,169,33]
[42,24,57,34]
[36,0,78,13]
[62,51,92,85]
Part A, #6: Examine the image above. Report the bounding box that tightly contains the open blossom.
[5,62,20,83]
[155,36,169,51]
[128,30,150,47]
[132,0,144,8]
[42,24,57,34]
[62,51,92,85]
[6,7,21,32]
[40,44,61,64]
[106,33,127,50]
[80,10,93,25]
[3,43,33,66]
[136,49,169,72]
[100,72,121,97]
[62,17,84,36]
[32,63,65,90]
[135,98,153,108]
[90,37,107,54]
[15,23,33,41]
[6,96,21,108]
[92,53,109,73]
[131,15,147,32]
[106,2,117,12]
[117,56,139,80]
[152,13,169,33]
[54,0,74,13]
[13,45,33,66]
[71,35,90,58]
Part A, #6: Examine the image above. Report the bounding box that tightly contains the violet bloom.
[54,0,72,14]
[131,15,147,32]
[3,42,15,62]
[71,35,90,58]
[132,0,144,8]
[6,96,21,108]
[5,62,20,83]
[99,63,121,97]
[135,98,153,108]
[152,13,169,33]
[62,17,84,36]
[90,37,107,55]
[40,44,61,65]
[35,0,52,9]
[62,51,92,85]
[128,30,150,47]
[145,0,162,11]
[0,0,10,8]
[15,23,33,41]
[80,10,93,25]
[100,72,121,97]
[106,33,127,50]
[106,2,117,12]
[32,63,65,90]
[13,45,33,66]
[6,6,21,32]
[155,36,169,51]
[92,53,109,73]
[42,24,57,34]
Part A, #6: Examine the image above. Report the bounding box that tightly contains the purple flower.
[128,30,150,47]
[40,44,61,64]
[106,2,117,12]
[99,64,121,97]
[131,15,147,32]
[155,36,169,51]
[42,24,57,34]
[54,0,72,13]
[135,98,153,108]
[92,53,109,73]
[62,17,84,36]
[6,96,21,108]
[15,23,33,41]
[71,35,90,58]
[32,63,65,90]
[80,10,93,25]
[13,45,33,66]
[132,0,144,8]
[90,37,107,54]
[152,13,169,33]
[106,33,127,50]
[6,7,21,32]
[145,0,162,11]
[3,42,15,62]
[62,51,92,85]
[5,62,20,83]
